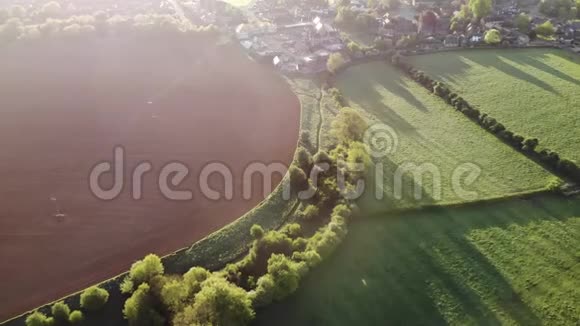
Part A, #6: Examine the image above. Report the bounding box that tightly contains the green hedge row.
[395,59,580,184]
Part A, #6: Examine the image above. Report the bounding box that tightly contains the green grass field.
[334,62,553,213]
[409,49,580,163]
[254,194,580,325]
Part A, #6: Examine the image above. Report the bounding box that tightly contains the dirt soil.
[0,35,299,321]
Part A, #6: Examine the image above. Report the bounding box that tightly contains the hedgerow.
[394,57,580,184]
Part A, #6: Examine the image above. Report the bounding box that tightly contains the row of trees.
[110,107,371,325]
[0,11,218,45]
[450,0,493,32]
[395,60,580,184]
[26,286,109,326]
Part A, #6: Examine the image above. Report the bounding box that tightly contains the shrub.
[68,311,83,324]
[281,223,302,238]
[295,147,313,175]
[331,107,368,143]
[265,254,305,301]
[300,130,312,150]
[80,286,109,312]
[26,312,51,326]
[129,254,164,286]
[512,134,525,148]
[302,204,320,220]
[120,277,135,294]
[332,204,352,220]
[181,276,255,326]
[313,151,332,165]
[51,301,70,324]
[535,20,555,37]
[484,29,501,44]
[490,122,506,133]
[183,266,210,294]
[250,224,264,239]
[327,52,347,74]
[289,165,309,192]
[123,283,164,326]
[522,138,539,152]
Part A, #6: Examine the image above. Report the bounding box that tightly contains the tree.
[250,224,265,239]
[25,312,51,326]
[484,29,501,44]
[264,254,305,300]
[123,283,164,326]
[515,13,531,32]
[469,0,492,19]
[51,301,70,324]
[302,204,320,220]
[327,52,347,74]
[289,165,309,192]
[535,20,555,37]
[68,311,84,325]
[80,286,109,311]
[183,277,255,326]
[295,147,313,174]
[331,108,368,143]
[129,254,164,286]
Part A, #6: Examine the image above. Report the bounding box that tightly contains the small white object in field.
[151,114,159,119]
[147,101,153,105]
[273,56,280,66]
[361,279,367,286]
[313,16,321,24]
[50,197,57,201]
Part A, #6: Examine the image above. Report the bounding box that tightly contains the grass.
[409,48,580,163]
[334,62,553,213]
[253,194,580,325]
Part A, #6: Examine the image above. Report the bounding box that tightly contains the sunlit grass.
[254,195,580,325]
[410,49,580,162]
[334,62,552,213]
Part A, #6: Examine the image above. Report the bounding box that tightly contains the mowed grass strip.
[410,49,580,162]
[334,62,552,212]
[253,195,580,325]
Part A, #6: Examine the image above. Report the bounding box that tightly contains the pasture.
[254,194,580,325]
[409,49,580,162]
[334,62,553,213]
[0,35,299,320]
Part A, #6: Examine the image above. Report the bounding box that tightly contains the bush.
[26,312,51,326]
[51,301,70,324]
[80,286,109,312]
[289,165,309,193]
[313,151,332,165]
[177,276,254,326]
[129,254,164,286]
[264,254,305,301]
[327,52,347,74]
[331,107,368,143]
[68,311,84,324]
[295,147,313,175]
[522,138,539,152]
[302,204,320,220]
[120,277,135,294]
[250,224,264,239]
[123,283,164,326]
[484,29,501,44]
[535,20,555,37]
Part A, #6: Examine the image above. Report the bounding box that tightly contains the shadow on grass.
[253,195,580,326]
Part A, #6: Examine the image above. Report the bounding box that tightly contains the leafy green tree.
[80,286,109,311]
[327,52,347,74]
[484,29,501,44]
[535,20,555,36]
[302,204,320,220]
[68,311,84,325]
[129,254,164,286]
[26,312,51,326]
[185,277,255,326]
[51,301,70,324]
[331,108,368,143]
[289,165,309,192]
[295,147,313,174]
[250,224,265,239]
[265,254,305,300]
[160,278,189,312]
[469,0,492,19]
[123,283,164,326]
[515,13,531,32]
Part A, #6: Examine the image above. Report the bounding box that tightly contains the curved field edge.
[0,75,320,326]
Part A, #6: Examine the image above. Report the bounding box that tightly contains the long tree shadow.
[253,195,580,326]
[499,52,580,87]
[464,54,561,96]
